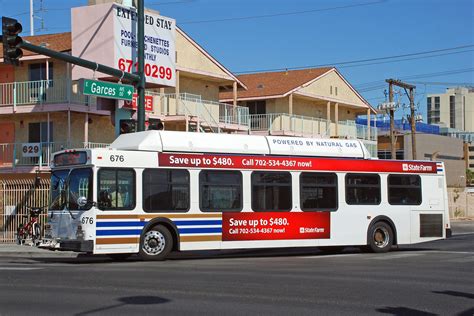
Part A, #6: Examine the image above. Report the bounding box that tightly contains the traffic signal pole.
[20,41,140,83]
[137,0,146,132]
[3,13,147,131]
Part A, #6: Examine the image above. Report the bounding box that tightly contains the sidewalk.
[0,243,78,258]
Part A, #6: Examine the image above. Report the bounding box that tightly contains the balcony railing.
[338,120,378,141]
[0,142,109,168]
[248,113,330,137]
[156,93,249,128]
[0,79,96,107]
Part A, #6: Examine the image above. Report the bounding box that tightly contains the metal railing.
[338,120,378,141]
[0,79,96,107]
[156,93,249,129]
[1,178,50,243]
[0,142,109,168]
[247,113,330,137]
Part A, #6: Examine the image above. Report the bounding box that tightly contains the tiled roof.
[219,67,334,100]
[0,32,71,59]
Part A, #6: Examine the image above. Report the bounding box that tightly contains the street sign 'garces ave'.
[81,79,134,101]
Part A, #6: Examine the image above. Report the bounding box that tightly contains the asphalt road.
[0,225,473,315]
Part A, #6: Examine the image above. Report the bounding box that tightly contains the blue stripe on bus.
[174,220,222,226]
[437,169,443,172]
[96,229,142,236]
[96,220,222,228]
[97,222,147,227]
[178,227,222,234]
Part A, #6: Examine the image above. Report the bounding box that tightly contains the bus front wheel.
[367,222,393,253]
[139,225,173,261]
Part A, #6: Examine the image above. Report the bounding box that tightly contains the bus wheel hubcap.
[143,231,165,255]
[374,227,389,248]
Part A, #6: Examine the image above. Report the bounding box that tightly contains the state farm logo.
[402,163,433,172]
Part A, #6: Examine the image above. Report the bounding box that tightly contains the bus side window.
[300,172,338,211]
[345,173,381,205]
[388,174,422,205]
[251,171,292,212]
[142,169,190,212]
[98,168,136,210]
[199,170,242,212]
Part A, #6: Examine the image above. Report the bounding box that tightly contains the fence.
[0,178,50,243]
[0,79,95,107]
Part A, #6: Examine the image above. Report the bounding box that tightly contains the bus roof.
[109,131,371,159]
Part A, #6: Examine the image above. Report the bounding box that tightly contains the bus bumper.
[446,228,452,238]
[58,240,94,253]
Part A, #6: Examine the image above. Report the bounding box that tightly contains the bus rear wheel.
[368,222,393,253]
[139,225,173,261]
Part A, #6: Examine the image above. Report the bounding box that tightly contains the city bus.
[43,130,451,260]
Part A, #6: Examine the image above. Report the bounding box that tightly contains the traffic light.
[147,118,163,130]
[2,17,23,65]
[119,119,136,134]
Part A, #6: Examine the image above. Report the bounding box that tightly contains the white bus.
[43,131,451,260]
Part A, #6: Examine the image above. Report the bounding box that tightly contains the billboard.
[72,3,176,87]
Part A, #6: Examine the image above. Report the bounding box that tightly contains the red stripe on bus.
[158,153,438,174]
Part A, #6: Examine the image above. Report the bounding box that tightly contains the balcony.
[0,78,96,110]
[0,142,109,170]
[156,93,249,132]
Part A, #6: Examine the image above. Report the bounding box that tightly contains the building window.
[330,86,333,95]
[377,150,404,160]
[28,122,53,142]
[433,96,441,123]
[345,173,381,205]
[200,170,242,212]
[300,172,338,211]
[388,175,422,205]
[427,97,432,124]
[450,96,455,128]
[247,100,266,115]
[143,169,189,212]
[28,62,54,81]
[98,169,135,210]
[251,171,292,212]
[335,87,338,96]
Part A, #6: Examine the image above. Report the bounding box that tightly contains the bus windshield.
[50,168,93,210]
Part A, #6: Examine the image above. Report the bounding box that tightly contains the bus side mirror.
[77,196,88,207]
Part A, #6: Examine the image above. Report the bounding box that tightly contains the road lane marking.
[372,253,424,260]
[0,267,44,271]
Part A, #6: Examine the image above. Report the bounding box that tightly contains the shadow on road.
[432,290,474,300]
[376,306,437,315]
[75,296,170,316]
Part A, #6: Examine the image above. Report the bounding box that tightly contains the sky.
[2,0,474,121]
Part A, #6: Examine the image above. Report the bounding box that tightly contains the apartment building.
[220,68,378,155]
[0,27,249,175]
[427,87,474,131]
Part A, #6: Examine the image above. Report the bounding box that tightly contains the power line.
[235,44,474,74]
[356,67,474,90]
[406,81,474,86]
[179,0,387,25]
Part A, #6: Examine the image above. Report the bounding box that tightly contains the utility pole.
[30,0,34,36]
[388,81,395,159]
[385,79,417,160]
[137,0,146,132]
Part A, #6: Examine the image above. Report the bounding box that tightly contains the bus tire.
[32,223,41,245]
[139,225,173,261]
[368,221,393,253]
